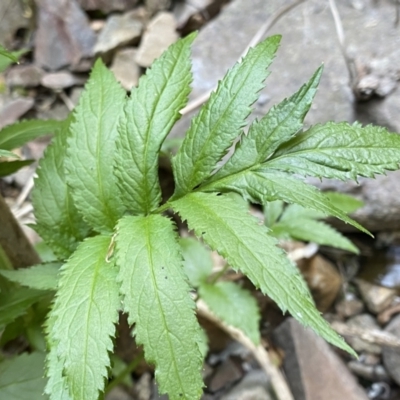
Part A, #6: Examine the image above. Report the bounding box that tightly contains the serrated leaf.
[180,237,213,287]
[48,236,120,400]
[172,35,281,197]
[211,66,322,182]
[172,192,356,356]
[204,169,369,235]
[271,218,359,253]
[32,117,90,259]
[266,122,400,180]
[115,214,204,399]
[115,33,196,214]
[66,59,126,233]
[0,119,62,151]
[199,281,260,344]
[280,203,326,221]
[0,288,48,327]
[0,262,61,290]
[0,352,48,400]
[263,200,284,228]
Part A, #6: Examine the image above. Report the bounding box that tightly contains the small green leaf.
[115,214,204,399]
[199,281,260,344]
[211,66,322,182]
[115,33,196,214]
[0,119,62,151]
[0,149,19,158]
[0,288,48,327]
[0,262,61,291]
[0,48,27,73]
[66,59,126,233]
[263,200,284,228]
[172,36,281,197]
[172,192,356,356]
[266,122,400,180]
[0,352,48,400]
[324,191,364,214]
[32,117,90,259]
[0,160,33,177]
[47,236,120,400]
[180,237,213,287]
[271,218,359,253]
[0,45,19,62]
[204,169,369,235]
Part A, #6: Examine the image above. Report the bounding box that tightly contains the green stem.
[207,263,230,285]
[104,353,144,394]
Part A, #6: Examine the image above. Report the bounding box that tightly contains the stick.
[197,300,294,400]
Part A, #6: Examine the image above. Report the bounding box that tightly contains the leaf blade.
[115,215,204,399]
[172,36,281,196]
[266,122,400,180]
[115,33,196,214]
[47,235,120,400]
[172,192,356,356]
[199,281,260,344]
[32,117,90,259]
[66,59,126,233]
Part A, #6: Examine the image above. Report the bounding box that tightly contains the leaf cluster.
[3,32,400,400]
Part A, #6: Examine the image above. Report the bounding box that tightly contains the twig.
[332,321,400,348]
[13,174,35,210]
[196,300,294,400]
[328,0,356,85]
[180,0,307,116]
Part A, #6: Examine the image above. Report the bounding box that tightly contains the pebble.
[382,314,400,385]
[6,65,44,88]
[41,71,81,90]
[356,279,397,314]
[111,48,141,90]
[135,12,178,68]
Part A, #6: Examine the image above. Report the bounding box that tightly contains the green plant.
[264,192,364,253]
[2,32,400,399]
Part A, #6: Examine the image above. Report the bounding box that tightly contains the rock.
[34,0,96,71]
[336,294,364,318]
[0,1,29,47]
[220,369,273,400]
[382,314,400,385]
[272,318,369,400]
[296,254,342,312]
[348,360,391,382]
[135,12,178,68]
[77,0,138,13]
[105,386,132,400]
[172,0,400,232]
[206,357,243,392]
[111,48,141,90]
[0,96,34,129]
[6,65,44,87]
[173,0,214,28]
[356,279,396,314]
[346,314,382,354]
[40,71,81,90]
[133,372,152,400]
[145,0,171,15]
[94,11,143,55]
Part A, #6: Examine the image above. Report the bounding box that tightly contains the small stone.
[41,71,80,90]
[348,360,391,382]
[133,372,152,400]
[105,386,132,400]
[0,96,34,129]
[94,11,143,54]
[220,370,273,400]
[297,254,342,312]
[145,0,171,15]
[34,0,96,71]
[336,295,364,318]
[135,12,178,68]
[6,65,44,87]
[356,279,396,314]
[111,48,141,90]
[77,0,138,13]
[272,318,369,400]
[346,314,382,355]
[382,314,400,385]
[0,1,29,47]
[207,357,243,392]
